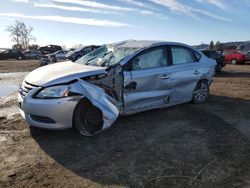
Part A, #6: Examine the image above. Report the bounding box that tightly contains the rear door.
[168,45,202,102]
[123,46,172,112]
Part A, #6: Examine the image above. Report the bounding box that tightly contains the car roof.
[110,40,190,49]
[116,40,197,66]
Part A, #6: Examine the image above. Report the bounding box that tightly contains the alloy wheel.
[193,82,209,102]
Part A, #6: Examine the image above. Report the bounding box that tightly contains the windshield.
[75,44,139,67]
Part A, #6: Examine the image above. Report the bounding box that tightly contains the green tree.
[209,40,214,49]
[215,41,225,51]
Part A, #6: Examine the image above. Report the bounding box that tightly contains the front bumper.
[17,90,81,130]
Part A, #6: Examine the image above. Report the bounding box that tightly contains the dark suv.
[38,45,62,55]
[201,50,226,72]
[66,45,100,62]
[0,49,25,60]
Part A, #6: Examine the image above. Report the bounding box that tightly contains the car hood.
[24,61,107,87]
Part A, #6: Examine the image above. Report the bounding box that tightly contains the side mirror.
[124,81,137,90]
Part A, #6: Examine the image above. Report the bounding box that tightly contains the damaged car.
[18,40,216,136]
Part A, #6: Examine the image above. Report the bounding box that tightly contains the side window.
[171,47,194,65]
[132,48,167,70]
[83,47,92,53]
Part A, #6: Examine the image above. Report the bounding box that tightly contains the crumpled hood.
[25,61,107,87]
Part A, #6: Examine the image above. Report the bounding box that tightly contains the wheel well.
[72,97,91,128]
[197,79,209,84]
[72,97,104,135]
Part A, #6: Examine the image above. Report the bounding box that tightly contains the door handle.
[193,70,200,75]
[161,75,171,79]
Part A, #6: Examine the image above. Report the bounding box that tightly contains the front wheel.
[192,81,209,104]
[73,98,103,136]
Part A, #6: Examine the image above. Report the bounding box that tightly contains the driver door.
[123,46,172,113]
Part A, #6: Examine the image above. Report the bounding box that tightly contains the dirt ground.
[0,63,250,188]
[0,59,40,73]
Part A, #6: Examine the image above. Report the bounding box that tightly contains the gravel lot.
[0,61,250,188]
[0,59,39,73]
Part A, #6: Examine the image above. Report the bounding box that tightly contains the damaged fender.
[70,79,120,135]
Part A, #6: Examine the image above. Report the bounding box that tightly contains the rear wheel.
[73,98,103,136]
[17,56,23,60]
[231,59,237,64]
[192,81,209,104]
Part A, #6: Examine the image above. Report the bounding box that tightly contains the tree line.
[209,40,237,51]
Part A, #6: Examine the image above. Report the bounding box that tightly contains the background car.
[50,50,68,61]
[24,50,42,59]
[0,49,25,60]
[38,55,55,66]
[66,45,100,62]
[223,50,250,64]
[38,45,62,55]
[201,50,226,72]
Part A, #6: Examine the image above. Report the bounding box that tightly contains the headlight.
[35,85,70,99]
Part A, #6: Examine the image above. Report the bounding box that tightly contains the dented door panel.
[169,63,202,102]
[123,67,172,112]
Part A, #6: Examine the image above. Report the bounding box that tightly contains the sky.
[0,0,250,48]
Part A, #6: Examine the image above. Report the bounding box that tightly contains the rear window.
[171,47,194,65]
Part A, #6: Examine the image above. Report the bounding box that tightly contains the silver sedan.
[18,40,216,136]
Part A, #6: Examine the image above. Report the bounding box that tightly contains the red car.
[223,50,250,64]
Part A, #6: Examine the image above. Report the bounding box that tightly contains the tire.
[73,98,103,136]
[216,63,222,72]
[17,56,23,60]
[35,55,39,60]
[231,59,237,65]
[192,81,209,104]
